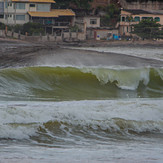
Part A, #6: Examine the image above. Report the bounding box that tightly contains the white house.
[0,0,55,25]
[0,0,75,34]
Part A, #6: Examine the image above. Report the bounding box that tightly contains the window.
[142,17,148,20]
[5,2,7,8]
[90,19,97,25]
[155,17,160,22]
[16,15,25,21]
[0,2,4,8]
[16,3,25,9]
[8,3,12,7]
[142,17,153,21]
[134,16,140,22]
[7,14,12,18]
[37,4,50,12]
[0,14,4,18]
[122,16,125,22]
[0,2,4,13]
[30,4,35,7]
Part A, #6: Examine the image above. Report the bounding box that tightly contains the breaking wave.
[0,100,162,140]
[0,66,162,100]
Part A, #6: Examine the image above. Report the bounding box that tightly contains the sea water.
[0,46,163,163]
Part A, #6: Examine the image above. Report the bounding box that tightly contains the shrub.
[22,22,44,35]
[0,22,6,30]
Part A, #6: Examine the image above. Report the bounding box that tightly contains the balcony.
[31,19,70,28]
[120,21,139,26]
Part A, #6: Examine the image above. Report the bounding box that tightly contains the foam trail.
[0,99,162,139]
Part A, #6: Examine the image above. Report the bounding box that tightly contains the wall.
[119,0,163,10]
[83,16,100,28]
[87,28,119,40]
[0,30,86,41]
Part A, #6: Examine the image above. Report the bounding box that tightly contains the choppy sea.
[0,45,163,163]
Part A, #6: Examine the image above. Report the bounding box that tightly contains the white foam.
[0,124,37,139]
[81,67,150,90]
[0,99,162,139]
[70,46,163,61]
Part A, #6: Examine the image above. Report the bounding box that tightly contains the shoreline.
[1,37,163,47]
[0,37,163,68]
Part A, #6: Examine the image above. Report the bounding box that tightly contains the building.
[0,0,75,34]
[76,15,100,28]
[119,9,163,36]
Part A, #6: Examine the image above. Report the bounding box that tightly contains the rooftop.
[51,9,75,17]
[28,9,75,18]
[123,9,163,15]
[28,11,58,17]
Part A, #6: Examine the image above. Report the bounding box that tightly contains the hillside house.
[119,9,163,36]
[0,0,75,34]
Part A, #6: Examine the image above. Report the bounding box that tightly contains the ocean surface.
[0,46,163,163]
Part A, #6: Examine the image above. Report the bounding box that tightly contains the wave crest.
[0,66,162,100]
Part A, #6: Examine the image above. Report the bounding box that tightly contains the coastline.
[1,37,163,47]
[0,37,163,68]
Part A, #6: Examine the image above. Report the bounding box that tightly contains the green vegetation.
[52,0,70,9]
[70,25,79,32]
[0,22,12,31]
[71,0,93,9]
[0,22,5,30]
[99,4,120,27]
[133,19,163,39]
[53,0,93,9]
[22,22,44,35]
[0,22,44,35]
[13,22,44,35]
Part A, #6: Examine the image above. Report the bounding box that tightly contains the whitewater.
[0,45,163,163]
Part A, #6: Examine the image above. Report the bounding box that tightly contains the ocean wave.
[0,66,163,100]
[0,100,162,140]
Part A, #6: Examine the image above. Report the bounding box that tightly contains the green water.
[0,66,163,101]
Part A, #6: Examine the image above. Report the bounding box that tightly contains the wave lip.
[0,66,163,100]
[81,67,150,90]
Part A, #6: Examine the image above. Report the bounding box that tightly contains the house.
[90,28,119,40]
[0,0,75,34]
[119,9,163,36]
[76,15,100,28]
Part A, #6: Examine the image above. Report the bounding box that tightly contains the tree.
[71,0,93,9]
[100,4,120,27]
[52,0,70,9]
[52,0,93,9]
[22,22,44,35]
[133,19,162,39]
